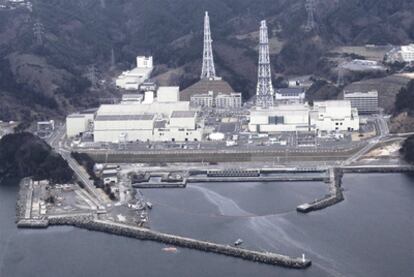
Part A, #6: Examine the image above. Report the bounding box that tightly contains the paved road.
[46,124,106,211]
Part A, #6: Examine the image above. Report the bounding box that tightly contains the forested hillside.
[1,0,414,122]
[0,132,74,184]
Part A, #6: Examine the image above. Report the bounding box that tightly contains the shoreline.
[14,167,414,270]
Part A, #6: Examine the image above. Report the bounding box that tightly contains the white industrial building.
[66,86,204,143]
[215,93,242,109]
[310,101,360,132]
[275,88,305,104]
[115,56,153,90]
[249,104,310,133]
[190,91,242,109]
[66,113,94,138]
[190,92,214,108]
[344,90,379,114]
[157,86,180,102]
[121,94,144,104]
[249,100,359,134]
[341,59,386,72]
[386,44,414,63]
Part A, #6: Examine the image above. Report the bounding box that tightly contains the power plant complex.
[66,12,361,143]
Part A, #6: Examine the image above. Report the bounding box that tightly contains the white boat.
[234,239,243,246]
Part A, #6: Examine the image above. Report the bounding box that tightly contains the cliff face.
[1,0,414,122]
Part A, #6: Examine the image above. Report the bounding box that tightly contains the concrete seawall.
[297,168,344,213]
[83,147,361,164]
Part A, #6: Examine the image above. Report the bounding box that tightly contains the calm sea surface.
[1,174,413,277]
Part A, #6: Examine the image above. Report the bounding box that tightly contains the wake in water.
[188,184,344,276]
[189,185,253,217]
[248,216,345,277]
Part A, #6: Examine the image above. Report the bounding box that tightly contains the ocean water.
[0,174,413,277]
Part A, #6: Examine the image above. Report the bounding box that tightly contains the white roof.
[344,90,378,98]
[95,114,155,121]
[97,102,190,116]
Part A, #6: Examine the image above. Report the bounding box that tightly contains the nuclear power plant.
[66,11,361,145]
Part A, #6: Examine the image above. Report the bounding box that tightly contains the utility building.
[116,56,153,90]
[310,101,360,132]
[275,88,305,104]
[344,90,379,114]
[215,93,242,109]
[66,113,94,137]
[249,100,359,134]
[386,44,414,63]
[249,104,310,133]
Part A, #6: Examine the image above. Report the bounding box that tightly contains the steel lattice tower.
[305,0,316,32]
[33,20,45,45]
[200,11,217,80]
[256,20,274,108]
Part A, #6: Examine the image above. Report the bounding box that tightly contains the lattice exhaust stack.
[305,0,316,32]
[256,20,274,108]
[201,11,217,80]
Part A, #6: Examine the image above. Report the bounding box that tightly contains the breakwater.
[341,165,414,173]
[54,217,311,269]
[16,213,311,269]
[297,168,344,213]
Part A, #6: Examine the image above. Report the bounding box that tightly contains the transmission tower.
[33,20,45,45]
[337,66,346,87]
[86,65,99,89]
[305,0,316,32]
[256,20,274,108]
[200,11,217,80]
[110,48,116,69]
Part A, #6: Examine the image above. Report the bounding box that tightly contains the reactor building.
[66,86,204,143]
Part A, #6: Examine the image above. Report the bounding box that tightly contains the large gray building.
[344,90,378,114]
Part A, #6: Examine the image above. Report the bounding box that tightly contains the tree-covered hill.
[0,132,74,184]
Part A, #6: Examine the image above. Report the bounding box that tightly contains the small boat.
[146,201,153,209]
[234,239,243,246]
[162,247,178,253]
